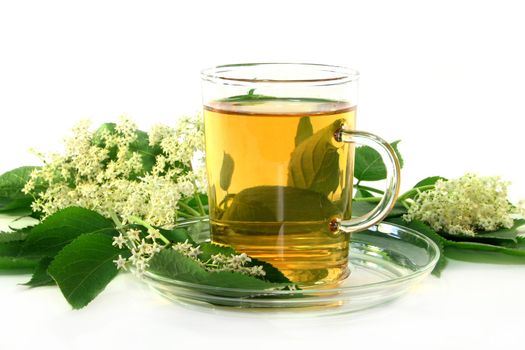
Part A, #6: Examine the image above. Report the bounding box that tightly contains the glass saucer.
[141,220,439,316]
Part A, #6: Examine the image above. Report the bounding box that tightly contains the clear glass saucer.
[141,220,439,316]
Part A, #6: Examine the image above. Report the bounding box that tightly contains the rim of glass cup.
[201,63,360,86]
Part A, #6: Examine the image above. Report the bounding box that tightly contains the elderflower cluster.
[112,227,163,275]
[22,115,206,227]
[404,173,525,236]
[172,240,267,277]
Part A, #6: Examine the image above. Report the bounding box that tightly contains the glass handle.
[332,128,401,234]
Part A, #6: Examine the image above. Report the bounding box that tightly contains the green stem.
[398,185,435,202]
[400,200,411,210]
[354,184,385,195]
[178,201,203,217]
[109,211,124,229]
[109,211,136,250]
[128,215,170,245]
[193,192,206,216]
[353,197,382,203]
[187,162,206,216]
[176,210,194,218]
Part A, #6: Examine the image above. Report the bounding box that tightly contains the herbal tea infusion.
[205,98,356,285]
[202,63,400,287]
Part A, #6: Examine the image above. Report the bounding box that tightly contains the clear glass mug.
[201,63,400,286]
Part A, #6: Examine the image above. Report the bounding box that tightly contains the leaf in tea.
[294,116,314,146]
[287,119,344,195]
[220,152,234,192]
[221,185,340,222]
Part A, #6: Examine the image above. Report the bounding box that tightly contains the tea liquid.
[204,98,356,285]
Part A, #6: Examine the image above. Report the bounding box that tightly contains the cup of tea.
[201,63,401,286]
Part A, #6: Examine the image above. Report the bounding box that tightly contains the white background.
[1,0,524,349]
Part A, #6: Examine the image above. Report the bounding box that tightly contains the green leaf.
[219,152,234,192]
[288,119,344,195]
[129,129,163,175]
[220,93,275,103]
[354,189,375,198]
[222,186,339,223]
[21,207,117,258]
[186,193,208,208]
[386,218,447,276]
[0,166,40,212]
[399,176,446,202]
[148,249,291,293]
[439,219,525,246]
[294,116,314,146]
[23,257,55,287]
[48,233,125,309]
[516,237,525,249]
[220,95,340,104]
[413,176,447,188]
[0,240,25,257]
[352,201,407,218]
[444,241,525,264]
[391,140,404,169]
[386,218,525,272]
[0,229,29,243]
[159,227,194,244]
[354,140,403,182]
[0,257,37,271]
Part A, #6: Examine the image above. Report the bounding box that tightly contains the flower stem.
[178,201,203,217]
[188,162,207,216]
[128,215,170,245]
[397,185,435,202]
[109,211,124,229]
[176,210,194,218]
[193,192,206,216]
[400,200,411,209]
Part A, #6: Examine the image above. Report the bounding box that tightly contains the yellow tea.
[204,98,356,285]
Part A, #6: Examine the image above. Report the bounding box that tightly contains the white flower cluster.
[112,226,164,274]
[149,115,205,167]
[173,240,267,277]
[404,173,525,236]
[22,115,207,227]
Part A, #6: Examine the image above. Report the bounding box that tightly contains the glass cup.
[201,63,400,286]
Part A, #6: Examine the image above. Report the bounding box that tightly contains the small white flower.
[249,265,266,277]
[187,245,202,259]
[112,234,126,249]
[126,229,141,242]
[146,228,161,240]
[113,255,128,270]
[150,242,162,254]
[137,239,148,253]
[172,239,193,253]
[210,253,226,264]
[228,252,251,268]
[238,253,251,264]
